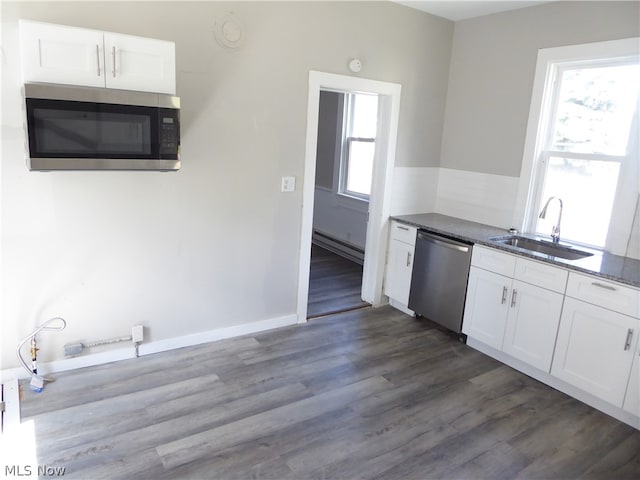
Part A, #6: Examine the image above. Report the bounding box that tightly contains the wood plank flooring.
[19,306,640,479]
[307,244,369,318]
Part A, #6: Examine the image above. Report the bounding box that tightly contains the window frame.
[337,92,377,202]
[513,38,639,255]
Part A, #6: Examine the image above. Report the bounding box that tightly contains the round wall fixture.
[348,58,362,73]
[214,13,245,49]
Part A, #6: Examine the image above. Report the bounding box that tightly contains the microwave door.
[29,101,153,158]
[25,97,179,171]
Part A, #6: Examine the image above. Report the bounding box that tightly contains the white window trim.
[512,37,640,255]
[337,92,376,202]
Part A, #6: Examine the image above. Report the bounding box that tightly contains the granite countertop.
[391,213,640,288]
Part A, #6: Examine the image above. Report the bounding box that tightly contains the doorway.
[297,71,402,323]
[307,90,376,318]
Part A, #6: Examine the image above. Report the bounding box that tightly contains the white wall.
[0,1,453,369]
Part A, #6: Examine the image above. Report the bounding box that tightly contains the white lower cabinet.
[463,267,563,371]
[623,350,640,416]
[385,239,415,305]
[502,280,564,372]
[460,244,640,427]
[463,246,565,373]
[463,267,509,349]
[384,222,417,311]
[551,297,639,407]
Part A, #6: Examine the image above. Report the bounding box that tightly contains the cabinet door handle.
[624,329,633,351]
[510,289,518,308]
[112,46,117,77]
[406,252,412,267]
[501,286,508,305]
[397,226,409,231]
[592,281,617,291]
[96,44,101,76]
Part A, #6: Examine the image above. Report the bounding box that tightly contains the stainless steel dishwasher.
[408,230,473,338]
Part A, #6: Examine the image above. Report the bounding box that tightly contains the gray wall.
[0,1,453,367]
[315,91,343,190]
[440,1,640,177]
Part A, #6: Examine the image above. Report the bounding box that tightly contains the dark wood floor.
[19,306,640,479]
[307,244,369,318]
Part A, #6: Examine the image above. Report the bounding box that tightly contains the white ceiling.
[394,1,553,21]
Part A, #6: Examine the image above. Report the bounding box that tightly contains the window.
[339,93,379,200]
[518,39,639,253]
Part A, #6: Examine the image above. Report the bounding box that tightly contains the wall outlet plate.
[281,176,296,193]
[132,325,144,343]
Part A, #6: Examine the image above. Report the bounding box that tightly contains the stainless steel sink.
[489,235,594,261]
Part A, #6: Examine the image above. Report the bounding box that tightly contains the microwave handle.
[96,44,101,77]
[112,46,117,78]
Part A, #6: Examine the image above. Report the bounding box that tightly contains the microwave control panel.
[159,111,180,156]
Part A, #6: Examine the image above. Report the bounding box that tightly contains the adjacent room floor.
[307,244,369,318]
[18,306,639,479]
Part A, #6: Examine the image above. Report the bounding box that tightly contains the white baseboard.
[0,314,298,383]
[388,298,415,317]
[138,314,298,356]
[466,337,640,430]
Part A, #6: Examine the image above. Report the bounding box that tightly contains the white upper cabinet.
[19,20,175,94]
[103,32,175,94]
[20,20,105,88]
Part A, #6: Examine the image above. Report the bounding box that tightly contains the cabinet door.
[551,297,638,406]
[384,239,414,305]
[20,20,105,88]
[104,33,176,94]
[502,280,563,372]
[623,350,639,416]
[462,267,509,349]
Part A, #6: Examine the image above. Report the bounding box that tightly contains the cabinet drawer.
[566,273,639,318]
[471,245,516,277]
[390,221,417,246]
[514,257,568,294]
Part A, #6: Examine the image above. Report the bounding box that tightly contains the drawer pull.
[624,329,634,351]
[396,226,409,231]
[592,281,617,291]
[501,286,508,305]
[510,289,518,308]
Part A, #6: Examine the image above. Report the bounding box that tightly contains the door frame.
[297,71,402,322]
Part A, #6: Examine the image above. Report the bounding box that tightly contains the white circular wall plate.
[214,13,245,49]
[349,58,362,73]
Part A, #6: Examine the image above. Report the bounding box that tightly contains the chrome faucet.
[539,197,563,243]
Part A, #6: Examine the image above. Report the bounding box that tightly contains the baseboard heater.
[312,230,364,265]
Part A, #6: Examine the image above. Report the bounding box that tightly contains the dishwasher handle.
[417,231,471,253]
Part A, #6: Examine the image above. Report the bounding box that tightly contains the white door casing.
[297,71,402,322]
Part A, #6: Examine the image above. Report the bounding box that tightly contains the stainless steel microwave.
[23,83,180,171]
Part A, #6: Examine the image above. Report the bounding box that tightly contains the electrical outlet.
[281,176,295,192]
[131,325,144,343]
[64,343,84,356]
